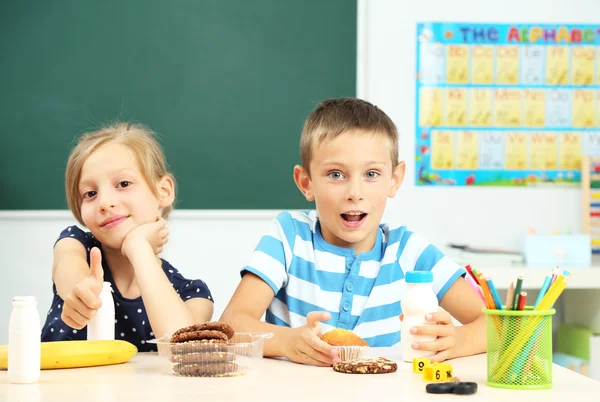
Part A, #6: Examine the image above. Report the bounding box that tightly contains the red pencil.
[517,291,527,311]
[465,264,479,284]
[550,266,560,286]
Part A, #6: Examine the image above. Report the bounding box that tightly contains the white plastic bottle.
[87,282,115,341]
[8,296,41,383]
[401,271,439,362]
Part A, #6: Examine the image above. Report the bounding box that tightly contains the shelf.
[477,266,600,290]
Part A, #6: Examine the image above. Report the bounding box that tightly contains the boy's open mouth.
[341,212,367,223]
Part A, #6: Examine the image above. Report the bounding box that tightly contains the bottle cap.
[406,271,433,284]
[12,296,37,306]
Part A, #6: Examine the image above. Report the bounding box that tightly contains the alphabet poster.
[416,23,600,186]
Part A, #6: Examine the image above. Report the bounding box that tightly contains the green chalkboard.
[0,0,356,210]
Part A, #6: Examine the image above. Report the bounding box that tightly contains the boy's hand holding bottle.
[61,247,104,329]
[400,311,460,363]
[281,311,340,367]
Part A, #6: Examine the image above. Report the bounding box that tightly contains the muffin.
[321,328,369,361]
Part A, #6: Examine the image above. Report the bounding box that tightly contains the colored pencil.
[486,277,504,311]
[505,281,515,310]
[511,276,523,310]
[517,291,527,311]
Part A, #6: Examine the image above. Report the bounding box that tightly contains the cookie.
[333,357,398,374]
[169,351,236,364]
[173,361,239,377]
[171,329,229,344]
[195,322,235,339]
[169,338,228,355]
[171,322,235,341]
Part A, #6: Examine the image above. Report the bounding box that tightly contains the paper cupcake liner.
[337,346,368,362]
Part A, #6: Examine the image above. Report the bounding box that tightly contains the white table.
[1,348,598,402]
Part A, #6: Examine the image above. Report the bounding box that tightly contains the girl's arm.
[52,238,90,300]
[127,241,198,337]
[182,298,213,323]
[122,219,212,338]
[53,238,104,329]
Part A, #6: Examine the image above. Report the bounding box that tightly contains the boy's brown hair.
[65,122,174,226]
[300,97,398,174]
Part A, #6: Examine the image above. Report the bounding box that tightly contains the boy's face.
[294,130,405,254]
[78,142,173,251]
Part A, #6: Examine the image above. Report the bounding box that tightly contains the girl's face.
[78,142,167,250]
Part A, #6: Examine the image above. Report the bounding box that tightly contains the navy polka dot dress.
[40,226,213,352]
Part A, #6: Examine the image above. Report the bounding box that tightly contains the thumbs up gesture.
[61,247,105,330]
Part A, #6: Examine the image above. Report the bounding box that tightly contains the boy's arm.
[220,273,338,366]
[52,237,93,300]
[439,277,486,358]
[219,273,294,357]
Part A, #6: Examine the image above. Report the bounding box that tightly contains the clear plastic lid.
[148,332,274,377]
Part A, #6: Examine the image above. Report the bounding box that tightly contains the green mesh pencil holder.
[484,307,555,390]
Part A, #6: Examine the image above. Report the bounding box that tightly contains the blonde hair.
[300,97,398,174]
[65,122,174,225]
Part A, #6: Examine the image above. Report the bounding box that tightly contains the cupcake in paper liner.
[320,328,370,362]
[336,345,369,361]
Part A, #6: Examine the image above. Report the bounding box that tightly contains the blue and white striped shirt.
[242,211,465,347]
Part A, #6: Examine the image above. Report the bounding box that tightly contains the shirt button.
[346,282,354,292]
[342,302,351,312]
[346,262,352,269]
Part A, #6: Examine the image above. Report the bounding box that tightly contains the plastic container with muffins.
[321,328,369,361]
[148,322,273,377]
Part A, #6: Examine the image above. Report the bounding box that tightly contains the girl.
[41,123,213,351]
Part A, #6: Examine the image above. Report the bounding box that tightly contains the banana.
[0,340,137,370]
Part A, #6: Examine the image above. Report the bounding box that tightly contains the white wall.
[359,0,600,252]
[3,0,600,344]
[0,211,276,345]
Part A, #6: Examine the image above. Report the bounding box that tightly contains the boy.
[220,98,485,366]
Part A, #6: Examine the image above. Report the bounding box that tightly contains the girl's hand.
[62,247,104,329]
[400,311,460,363]
[282,311,340,367]
[121,217,169,258]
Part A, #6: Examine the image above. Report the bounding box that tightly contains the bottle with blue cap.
[401,270,438,362]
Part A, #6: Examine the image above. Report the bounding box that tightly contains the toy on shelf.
[581,156,600,254]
